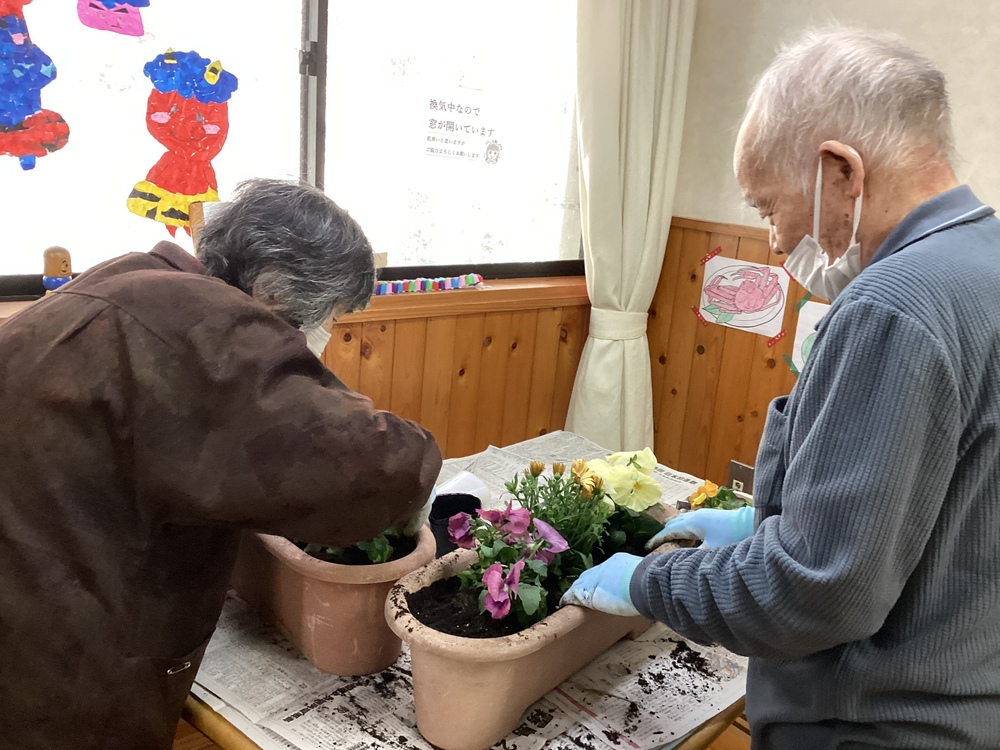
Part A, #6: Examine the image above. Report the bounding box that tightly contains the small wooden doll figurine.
[42,246,72,294]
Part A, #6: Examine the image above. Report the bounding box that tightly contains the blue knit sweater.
[631,186,1000,749]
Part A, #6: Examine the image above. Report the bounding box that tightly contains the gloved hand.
[559,553,643,617]
[399,487,436,536]
[646,506,755,550]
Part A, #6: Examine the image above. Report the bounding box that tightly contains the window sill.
[340,276,589,323]
[0,300,32,322]
[0,278,591,325]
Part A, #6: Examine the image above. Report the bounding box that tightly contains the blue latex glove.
[646,506,755,550]
[559,553,643,617]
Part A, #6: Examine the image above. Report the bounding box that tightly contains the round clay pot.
[232,526,436,676]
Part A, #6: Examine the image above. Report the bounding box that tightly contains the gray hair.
[196,178,375,328]
[735,26,955,194]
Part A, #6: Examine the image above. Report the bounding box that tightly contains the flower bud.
[529,461,545,477]
[552,462,566,477]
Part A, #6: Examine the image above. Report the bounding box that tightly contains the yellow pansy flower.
[606,447,657,475]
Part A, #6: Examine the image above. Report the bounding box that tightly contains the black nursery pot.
[429,493,481,558]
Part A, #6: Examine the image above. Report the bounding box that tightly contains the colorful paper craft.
[126,49,238,236]
[76,0,149,36]
[0,0,69,170]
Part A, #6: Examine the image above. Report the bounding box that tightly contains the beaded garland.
[374,273,484,296]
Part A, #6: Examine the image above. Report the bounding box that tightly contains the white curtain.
[565,0,696,452]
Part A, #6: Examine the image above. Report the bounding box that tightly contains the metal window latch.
[166,661,192,676]
[299,42,320,77]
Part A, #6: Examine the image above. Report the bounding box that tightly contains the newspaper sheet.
[195,594,575,750]
[548,625,747,750]
[195,594,746,750]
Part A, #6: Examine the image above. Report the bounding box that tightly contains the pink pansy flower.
[530,519,569,564]
[479,501,531,539]
[482,560,524,620]
[447,512,476,549]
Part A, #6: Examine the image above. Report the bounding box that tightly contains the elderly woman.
[564,27,1000,749]
[0,179,441,748]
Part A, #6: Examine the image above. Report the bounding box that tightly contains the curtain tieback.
[588,308,648,341]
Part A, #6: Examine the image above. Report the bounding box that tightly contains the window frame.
[0,0,582,301]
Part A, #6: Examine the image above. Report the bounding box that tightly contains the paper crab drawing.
[0,0,70,170]
[76,0,149,36]
[702,264,784,327]
[126,49,238,236]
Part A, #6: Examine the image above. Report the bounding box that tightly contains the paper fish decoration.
[76,0,149,37]
[126,49,238,236]
[0,0,70,169]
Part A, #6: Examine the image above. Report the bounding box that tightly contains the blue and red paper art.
[0,0,69,170]
[77,0,149,37]
[126,49,238,236]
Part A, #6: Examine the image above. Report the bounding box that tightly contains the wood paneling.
[326,281,591,459]
[651,218,807,483]
[322,219,801,473]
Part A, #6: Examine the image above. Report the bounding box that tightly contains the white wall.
[673,0,1000,226]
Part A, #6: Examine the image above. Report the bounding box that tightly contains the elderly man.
[0,179,441,748]
[564,27,1000,748]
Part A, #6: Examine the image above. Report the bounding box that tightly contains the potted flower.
[386,450,680,750]
[688,480,753,510]
[232,526,435,676]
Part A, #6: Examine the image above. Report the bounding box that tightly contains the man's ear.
[819,140,864,199]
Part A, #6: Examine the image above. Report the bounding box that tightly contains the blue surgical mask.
[784,148,863,301]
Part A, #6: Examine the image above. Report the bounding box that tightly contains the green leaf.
[478,589,488,615]
[525,559,549,579]
[716,312,735,324]
[356,534,393,564]
[704,304,720,315]
[516,583,543,616]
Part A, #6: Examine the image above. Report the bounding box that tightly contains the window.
[322,1,581,268]
[0,2,301,276]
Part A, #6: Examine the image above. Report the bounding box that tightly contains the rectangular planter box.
[386,548,654,750]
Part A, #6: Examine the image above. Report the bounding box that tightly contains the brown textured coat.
[0,243,441,749]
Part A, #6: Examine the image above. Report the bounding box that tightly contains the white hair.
[734,26,955,194]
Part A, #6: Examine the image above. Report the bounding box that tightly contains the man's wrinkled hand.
[646,506,755,550]
[559,553,643,617]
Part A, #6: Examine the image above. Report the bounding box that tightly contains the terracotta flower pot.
[232,526,436,676]
[386,548,654,750]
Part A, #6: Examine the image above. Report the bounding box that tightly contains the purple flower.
[479,501,531,539]
[447,512,476,549]
[530,519,569,564]
[482,560,525,620]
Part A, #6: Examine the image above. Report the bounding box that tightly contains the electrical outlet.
[728,460,755,495]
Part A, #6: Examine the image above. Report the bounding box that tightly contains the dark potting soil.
[293,534,417,566]
[406,576,563,638]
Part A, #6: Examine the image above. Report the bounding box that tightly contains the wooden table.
[182,693,745,750]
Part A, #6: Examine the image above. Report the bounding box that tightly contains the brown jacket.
[0,243,441,749]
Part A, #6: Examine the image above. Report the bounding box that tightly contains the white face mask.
[302,325,332,359]
[783,149,863,301]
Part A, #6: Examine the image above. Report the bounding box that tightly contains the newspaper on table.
[194,594,746,750]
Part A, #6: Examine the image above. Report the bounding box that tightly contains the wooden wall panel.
[650,219,808,484]
[500,310,540,448]
[474,312,513,451]
[326,296,589,459]
[320,221,802,473]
